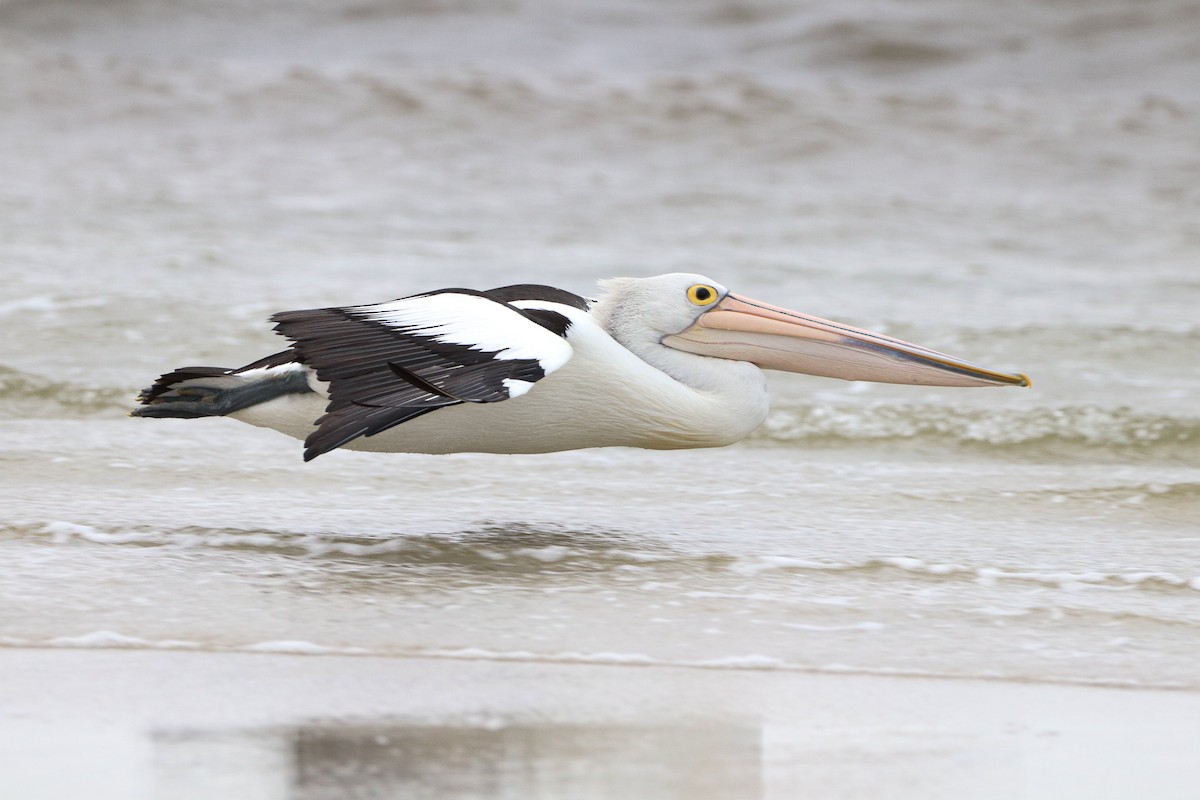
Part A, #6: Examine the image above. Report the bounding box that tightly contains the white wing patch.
[501,378,536,398]
[352,292,574,377]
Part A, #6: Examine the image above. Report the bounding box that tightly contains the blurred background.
[2,0,1197,399]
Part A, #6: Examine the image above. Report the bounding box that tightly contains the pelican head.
[597,273,1030,389]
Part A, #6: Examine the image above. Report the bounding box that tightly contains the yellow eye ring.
[687,284,719,306]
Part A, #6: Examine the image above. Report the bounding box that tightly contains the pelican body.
[133,274,1028,460]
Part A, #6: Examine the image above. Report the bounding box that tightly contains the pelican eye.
[687,284,719,306]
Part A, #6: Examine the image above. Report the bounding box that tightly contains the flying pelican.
[133,273,1029,461]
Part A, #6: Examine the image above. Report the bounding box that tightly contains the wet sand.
[4,648,1200,799]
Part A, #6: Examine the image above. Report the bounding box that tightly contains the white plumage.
[351,292,573,371]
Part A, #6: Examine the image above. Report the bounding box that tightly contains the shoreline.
[2,639,1197,694]
[4,648,1199,799]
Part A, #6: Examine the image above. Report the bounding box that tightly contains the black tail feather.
[132,352,312,420]
[136,366,232,405]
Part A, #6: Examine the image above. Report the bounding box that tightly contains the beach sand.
[4,648,1199,799]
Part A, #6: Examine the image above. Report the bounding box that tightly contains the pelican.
[133,273,1029,461]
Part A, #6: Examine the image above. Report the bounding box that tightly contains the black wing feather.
[271,290,574,461]
[483,284,590,312]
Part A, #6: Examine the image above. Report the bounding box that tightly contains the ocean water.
[2,0,1199,717]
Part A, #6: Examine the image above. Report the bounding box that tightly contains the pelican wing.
[272,289,575,460]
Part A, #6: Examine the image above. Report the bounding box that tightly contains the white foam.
[0,295,107,317]
[731,556,847,575]
[517,545,571,563]
[554,651,657,665]
[689,655,788,669]
[978,567,1199,592]
[972,606,1031,617]
[1121,572,1189,587]
[42,521,101,542]
[881,556,924,570]
[427,647,540,661]
[728,553,1200,597]
[427,649,793,671]
[781,622,886,633]
[46,631,199,649]
[241,640,369,655]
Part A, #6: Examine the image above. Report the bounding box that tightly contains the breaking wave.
[755,403,1200,458]
[16,520,1200,597]
[0,365,130,417]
